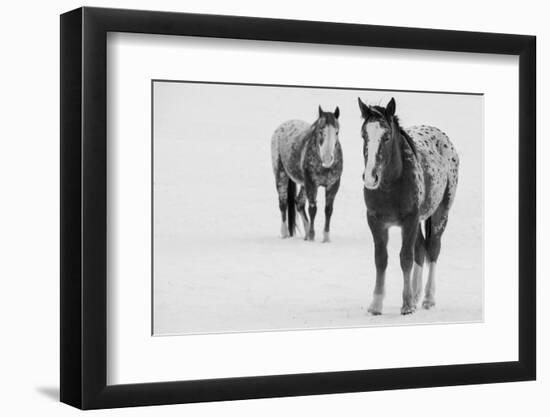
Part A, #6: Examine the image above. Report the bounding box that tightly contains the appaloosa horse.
[358,97,459,315]
[271,106,343,242]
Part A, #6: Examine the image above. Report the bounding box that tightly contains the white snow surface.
[153,82,483,335]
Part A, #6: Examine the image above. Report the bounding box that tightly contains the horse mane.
[392,115,417,158]
[363,104,417,158]
[305,119,320,142]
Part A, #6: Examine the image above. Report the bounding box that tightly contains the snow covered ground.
[153,82,483,335]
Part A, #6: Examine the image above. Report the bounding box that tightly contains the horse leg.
[423,208,449,309]
[323,179,340,243]
[305,182,318,241]
[412,224,426,306]
[296,186,309,236]
[400,216,420,315]
[367,214,388,315]
[275,163,291,238]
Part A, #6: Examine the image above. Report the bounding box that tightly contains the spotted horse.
[358,97,459,315]
[271,106,343,242]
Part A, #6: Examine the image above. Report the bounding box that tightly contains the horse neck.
[382,130,404,185]
[299,125,319,168]
[304,124,320,153]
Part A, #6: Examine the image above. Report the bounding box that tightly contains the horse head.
[314,106,340,168]
[358,97,402,190]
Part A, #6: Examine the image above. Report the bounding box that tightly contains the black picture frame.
[60,6,536,410]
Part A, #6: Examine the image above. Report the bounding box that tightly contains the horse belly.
[417,148,450,221]
[419,177,446,221]
[283,154,306,185]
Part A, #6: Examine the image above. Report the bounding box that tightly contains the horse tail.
[287,179,296,236]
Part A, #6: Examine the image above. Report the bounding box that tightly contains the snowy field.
[153,82,483,335]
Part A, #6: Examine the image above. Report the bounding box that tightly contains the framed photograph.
[60,6,536,409]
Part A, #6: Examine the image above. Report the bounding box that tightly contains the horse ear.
[318,105,323,117]
[334,106,340,119]
[358,97,369,119]
[386,97,396,118]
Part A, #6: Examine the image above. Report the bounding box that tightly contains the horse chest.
[303,144,343,187]
[364,174,422,224]
[363,184,420,219]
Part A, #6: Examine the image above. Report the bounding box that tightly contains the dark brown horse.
[358,97,459,315]
[271,106,343,242]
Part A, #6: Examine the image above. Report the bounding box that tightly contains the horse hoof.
[322,235,330,243]
[422,299,436,309]
[400,304,416,315]
[368,295,384,315]
[280,224,290,238]
[368,308,382,316]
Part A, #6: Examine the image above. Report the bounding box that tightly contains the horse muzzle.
[363,171,380,189]
[321,156,335,168]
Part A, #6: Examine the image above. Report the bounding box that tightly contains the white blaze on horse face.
[320,125,337,168]
[364,121,386,189]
